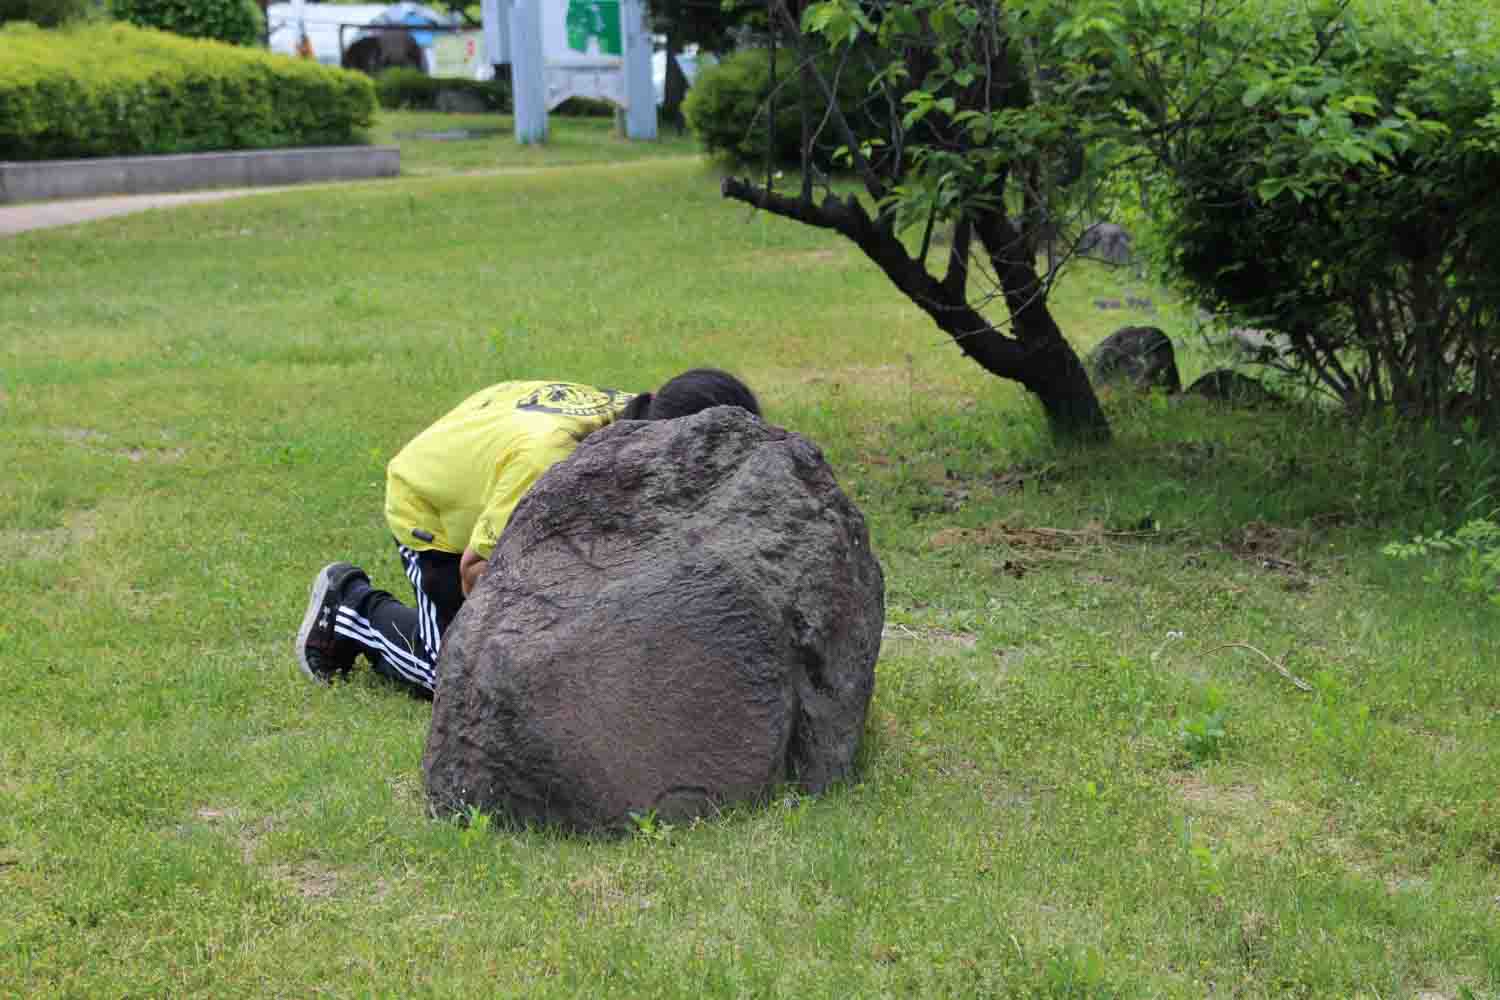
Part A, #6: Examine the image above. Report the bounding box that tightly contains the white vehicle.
[266,2,490,79]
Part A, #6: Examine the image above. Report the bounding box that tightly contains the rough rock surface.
[1228,327,1289,363]
[1088,326,1182,393]
[422,407,885,832]
[435,88,490,114]
[1186,369,1282,406]
[1078,222,1133,266]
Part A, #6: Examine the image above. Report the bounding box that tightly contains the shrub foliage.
[683,47,876,166]
[0,22,376,160]
[0,0,91,28]
[1139,0,1500,424]
[374,67,511,113]
[109,0,261,47]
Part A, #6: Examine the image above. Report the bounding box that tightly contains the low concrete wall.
[0,146,400,204]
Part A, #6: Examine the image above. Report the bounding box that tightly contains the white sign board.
[489,0,655,140]
[432,30,485,78]
[543,0,622,108]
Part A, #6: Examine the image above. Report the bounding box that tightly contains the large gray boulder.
[1078,222,1133,266]
[422,407,884,833]
[1088,326,1182,393]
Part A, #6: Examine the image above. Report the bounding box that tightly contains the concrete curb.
[0,145,400,204]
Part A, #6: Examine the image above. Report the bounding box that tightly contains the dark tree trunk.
[720,178,1110,442]
[1022,343,1111,442]
[977,216,1110,442]
[725,0,1110,443]
[661,37,689,134]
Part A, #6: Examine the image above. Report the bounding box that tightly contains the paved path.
[0,188,286,237]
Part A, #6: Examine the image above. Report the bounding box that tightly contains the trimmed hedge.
[0,22,376,160]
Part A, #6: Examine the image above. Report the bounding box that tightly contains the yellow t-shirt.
[384,381,633,558]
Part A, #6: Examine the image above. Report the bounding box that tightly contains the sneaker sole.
[294,562,343,684]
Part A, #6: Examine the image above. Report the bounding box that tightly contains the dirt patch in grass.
[1226,520,1315,586]
[928,520,1163,555]
[803,363,910,392]
[929,523,1078,551]
[185,805,275,865]
[273,861,343,899]
[386,772,425,809]
[236,814,280,866]
[1174,772,1261,813]
[882,623,979,650]
[927,522,1111,577]
[56,427,187,464]
[1171,772,1309,859]
[568,865,629,917]
[879,624,1034,676]
[736,248,841,271]
[0,510,100,560]
[119,447,187,463]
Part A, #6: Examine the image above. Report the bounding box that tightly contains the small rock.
[1186,369,1282,406]
[1078,222,1133,266]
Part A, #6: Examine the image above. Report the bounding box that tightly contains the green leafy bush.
[374,66,443,109]
[109,0,261,47]
[1385,518,1500,604]
[0,0,92,28]
[0,21,376,159]
[683,46,876,165]
[1146,0,1500,425]
[374,66,511,112]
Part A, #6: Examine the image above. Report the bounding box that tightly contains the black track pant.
[331,542,464,696]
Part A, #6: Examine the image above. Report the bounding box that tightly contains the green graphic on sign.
[565,0,621,56]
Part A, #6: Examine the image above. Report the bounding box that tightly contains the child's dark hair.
[621,368,761,421]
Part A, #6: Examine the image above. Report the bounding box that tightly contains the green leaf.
[886,5,920,38]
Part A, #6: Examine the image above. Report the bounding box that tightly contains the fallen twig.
[1206,642,1314,693]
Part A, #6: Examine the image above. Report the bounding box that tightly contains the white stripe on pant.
[330,544,451,694]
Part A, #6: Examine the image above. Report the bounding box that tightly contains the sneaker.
[295,562,367,684]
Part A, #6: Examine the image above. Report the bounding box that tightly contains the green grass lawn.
[372,110,702,177]
[2,121,1498,997]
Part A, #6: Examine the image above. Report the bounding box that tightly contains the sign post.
[620,0,655,140]
[481,0,510,73]
[510,0,548,143]
[488,0,657,144]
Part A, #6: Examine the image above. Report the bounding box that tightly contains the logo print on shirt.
[516,383,630,418]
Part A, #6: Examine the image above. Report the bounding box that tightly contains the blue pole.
[510,0,548,144]
[621,0,657,140]
[481,0,511,67]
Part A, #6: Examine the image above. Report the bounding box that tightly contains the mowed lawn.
[2,127,1498,997]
